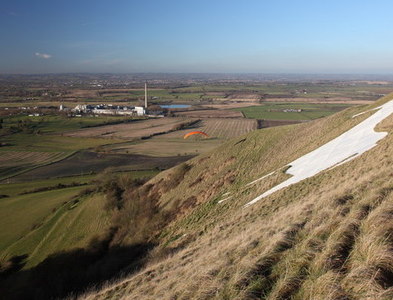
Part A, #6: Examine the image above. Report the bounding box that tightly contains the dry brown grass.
[80,95,393,300]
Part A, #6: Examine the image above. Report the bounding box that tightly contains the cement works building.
[70,104,146,116]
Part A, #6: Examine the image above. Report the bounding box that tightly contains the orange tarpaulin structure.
[183,131,209,139]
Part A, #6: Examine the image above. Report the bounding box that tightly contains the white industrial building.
[69,82,149,116]
[71,104,145,116]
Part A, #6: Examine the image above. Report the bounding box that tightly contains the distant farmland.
[234,102,352,120]
[0,134,124,181]
[153,118,257,139]
[9,152,189,182]
[0,151,70,181]
[174,109,243,118]
[198,118,257,138]
[110,118,257,156]
[64,118,193,139]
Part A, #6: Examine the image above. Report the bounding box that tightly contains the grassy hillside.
[0,170,157,269]
[1,95,392,299]
[80,94,393,299]
[0,184,107,267]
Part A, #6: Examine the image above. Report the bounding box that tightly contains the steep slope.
[246,99,393,206]
[84,95,393,300]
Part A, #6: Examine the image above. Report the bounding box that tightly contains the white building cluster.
[70,104,145,116]
[283,108,302,113]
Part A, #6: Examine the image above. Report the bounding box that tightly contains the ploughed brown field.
[64,118,192,139]
[108,118,258,156]
[9,151,191,182]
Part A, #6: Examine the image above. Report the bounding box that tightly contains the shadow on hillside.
[0,254,28,280]
[0,241,154,300]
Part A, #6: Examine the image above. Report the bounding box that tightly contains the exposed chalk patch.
[352,105,381,118]
[218,197,232,204]
[246,171,276,186]
[246,100,393,207]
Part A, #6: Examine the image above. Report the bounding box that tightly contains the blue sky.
[1,0,393,74]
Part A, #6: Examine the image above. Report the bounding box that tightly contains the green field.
[0,115,133,180]
[0,134,122,152]
[234,102,352,120]
[108,118,256,156]
[0,134,125,181]
[0,169,158,268]
[1,115,141,134]
[0,175,94,196]
[168,83,390,99]
[127,89,210,103]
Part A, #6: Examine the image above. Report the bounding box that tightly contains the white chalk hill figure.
[246,100,393,206]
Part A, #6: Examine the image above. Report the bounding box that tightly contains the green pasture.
[0,189,109,268]
[0,169,158,267]
[1,134,122,152]
[169,83,389,98]
[234,102,351,120]
[0,131,122,181]
[0,186,86,254]
[127,89,208,103]
[0,170,157,197]
[0,175,94,196]
[0,115,135,134]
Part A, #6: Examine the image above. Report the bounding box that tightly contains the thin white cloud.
[35,52,52,59]
[6,11,19,16]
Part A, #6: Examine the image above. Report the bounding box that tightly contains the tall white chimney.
[144,82,148,108]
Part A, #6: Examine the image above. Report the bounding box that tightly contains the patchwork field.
[8,152,187,182]
[64,117,192,139]
[110,118,257,156]
[1,115,137,134]
[150,118,257,139]
[198,118,257,138]
[0,151,69,181]
[266,97,374,104]
[111,139,221,157]
[0,170,156,197]
[0,134,125,181]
